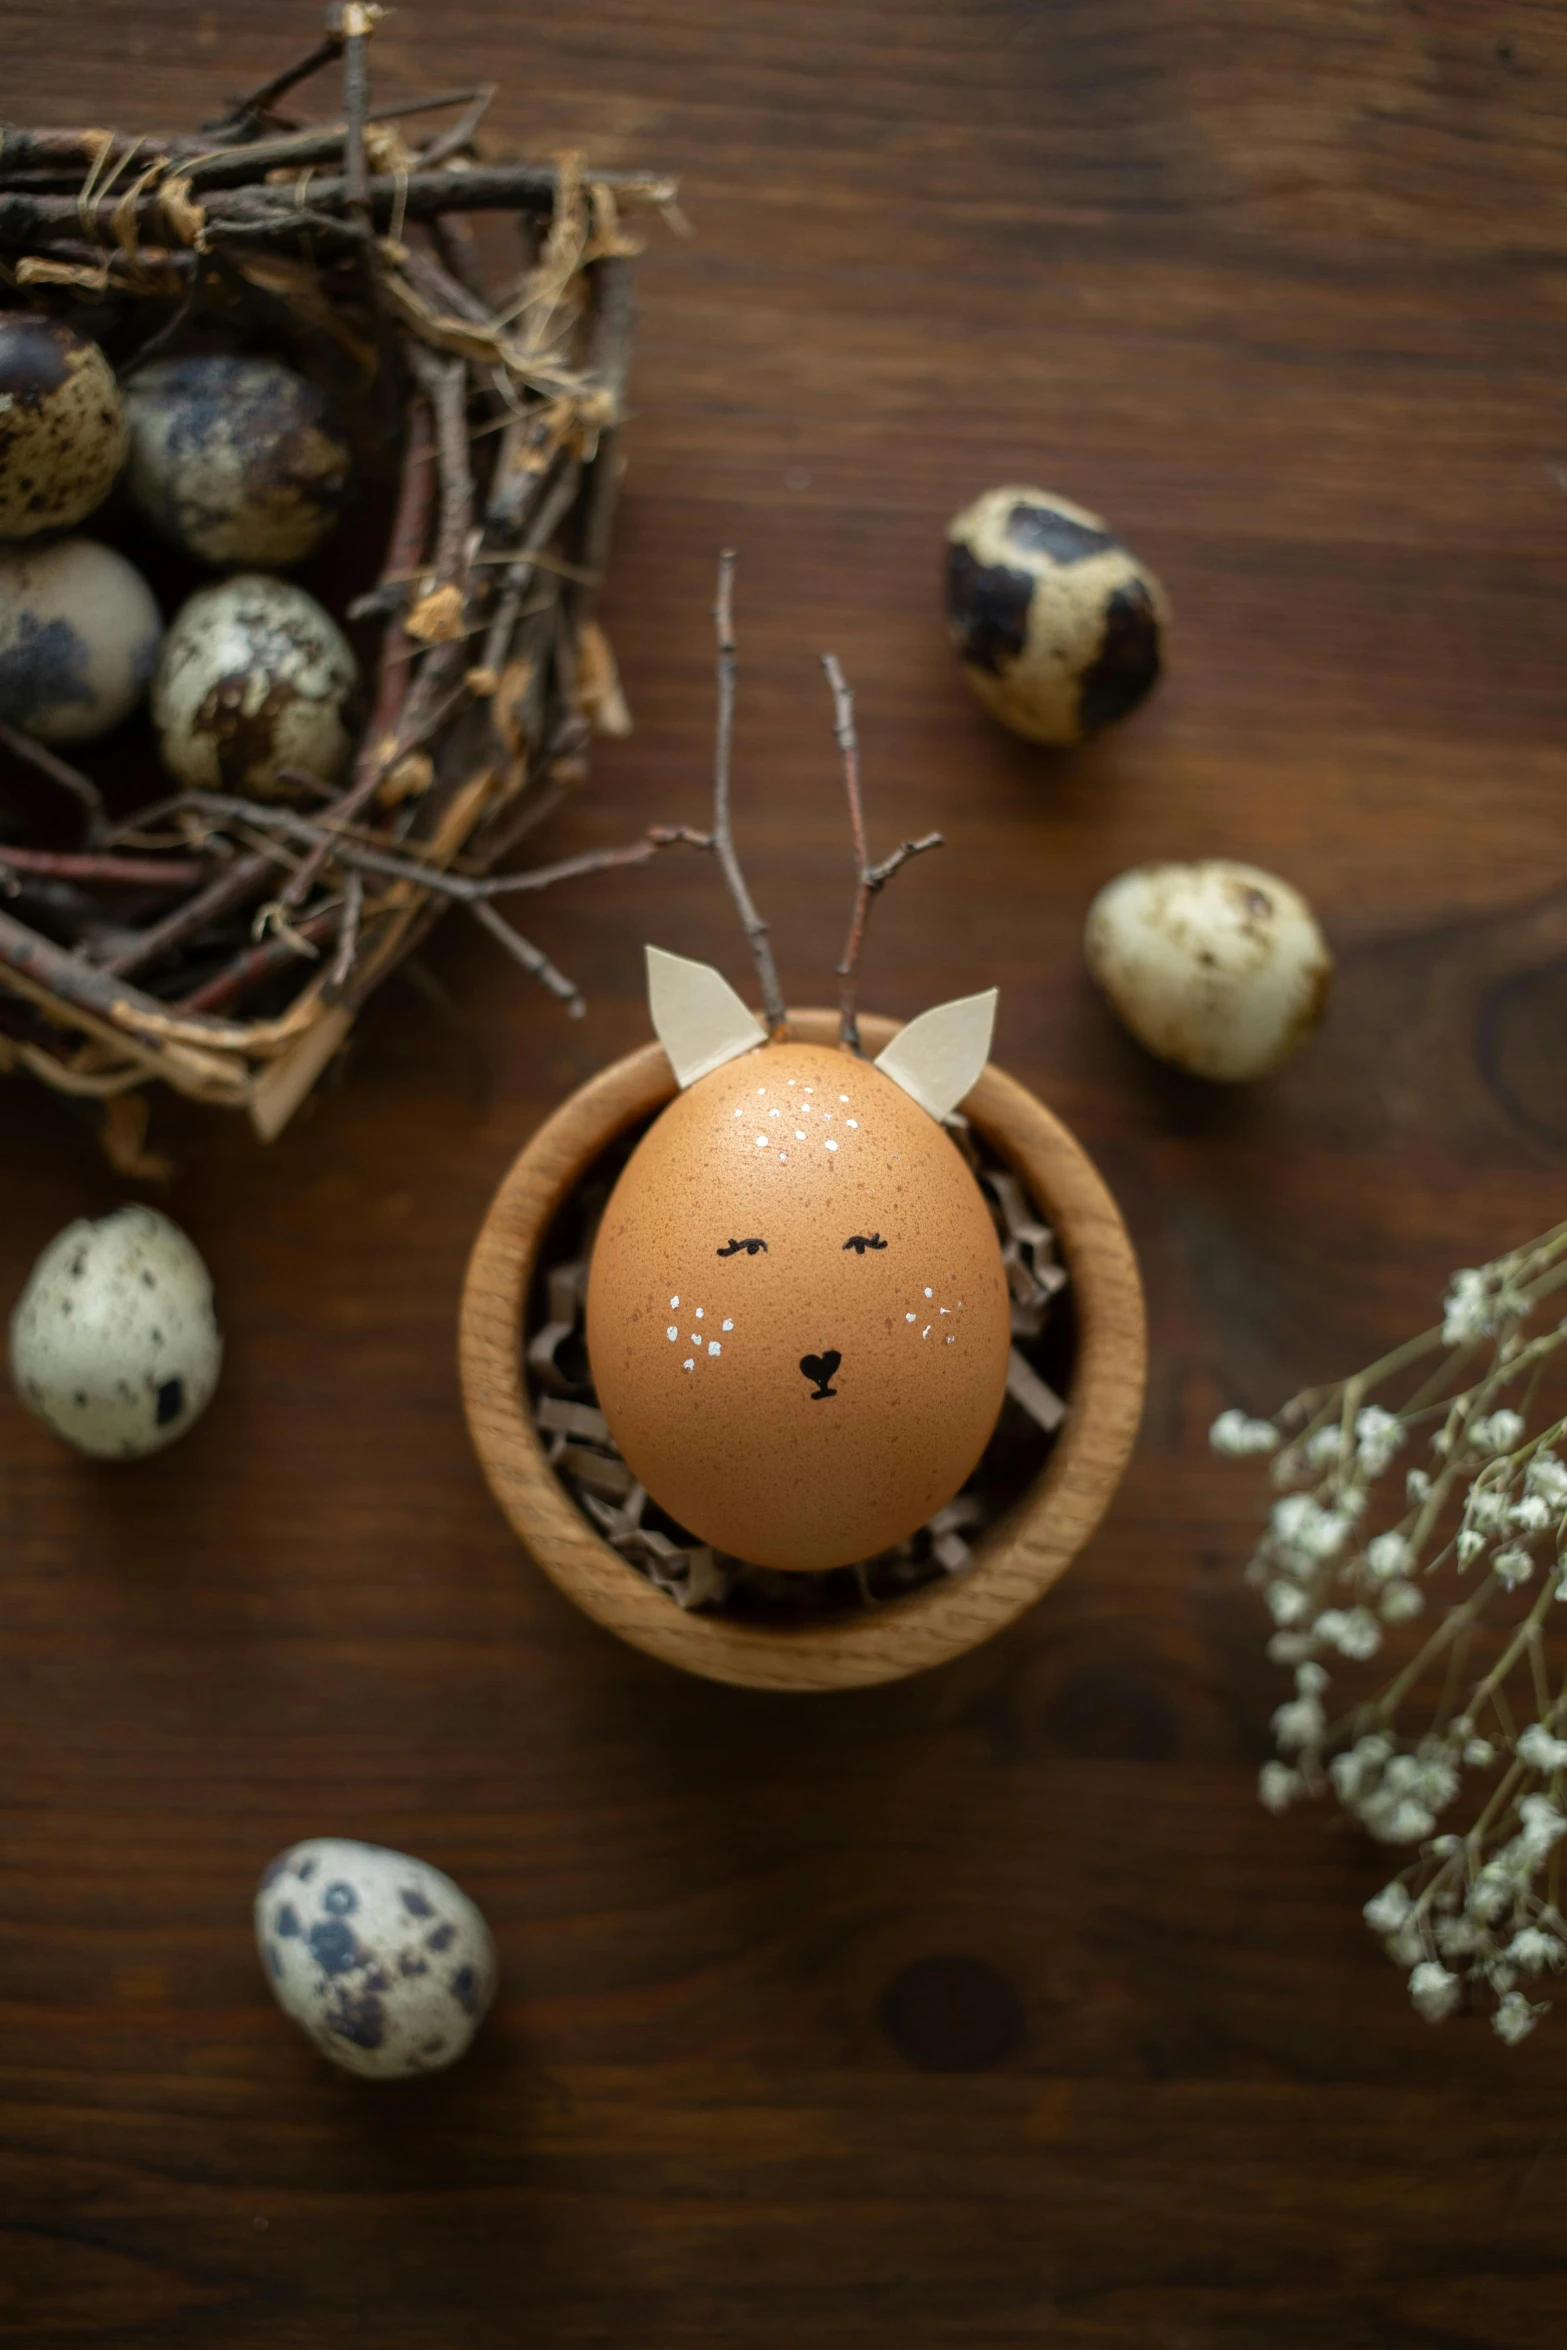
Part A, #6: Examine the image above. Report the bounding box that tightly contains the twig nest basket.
[461,1010,1146,1691]
[0,15,675,1148]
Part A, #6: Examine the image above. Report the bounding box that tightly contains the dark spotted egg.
[8,1205,221,1458]
[153,573,357,796]
[255,1838,496,2079]
[945,485,1168,747]
[0,314,126,540]
[0,536,161,743]
[123,355,349,568]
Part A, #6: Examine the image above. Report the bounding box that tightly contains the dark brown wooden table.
[6,4,1567,2342]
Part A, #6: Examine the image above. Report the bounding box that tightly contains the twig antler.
[821,654,943,1053]
[652,551,788,1036]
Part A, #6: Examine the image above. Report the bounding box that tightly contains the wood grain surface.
[4,3,1567,2343]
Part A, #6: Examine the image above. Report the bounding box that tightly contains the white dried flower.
[1365,1796,1436,1845]
[1406,1467,1432,1504]
[1467,1488,1512,1534]
[1518,1793,1567,1849]
[1509,1493,1554,1535]
[1258,1761,1301,1814]
[1493,1989,1544,2045]
[1305,1425,1345,1468]
[1380,1580,1424,1624]
[1365,1530,1411,1580]
[1464,1737,1496,1767]
[1272,1695,1325,1754]
[1492,1545,1534,1591]
[1266,1631,1313,1666]
[1210,1409,1280,1459]
[1363,1881,1413,1935]
[1470,1409,1527,1456]
[1456,1529,1486,1566]
[1355,1405,1405,1474]
[1436,1914,1485,1960]
[1516,1724,1567,1773]
[1525,1452,1567,1505]
[1266,1580,1311,1625]
[1442,1268,1493,1346]
[1314,1605,1381,1661]
[1408,1960,1461,2022]
[1507,1926,1564,1974]
[1295,1660,1329,1695]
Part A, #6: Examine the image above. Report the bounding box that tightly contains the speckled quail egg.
[945,485,1168,747]
[1085,858,1333,1082]
[123,355,350,568]
[256,1837,497,2080]
[0,314,126,540]
[0,536,161,743]
[8,1205,222,1458]
[153,573,357,796]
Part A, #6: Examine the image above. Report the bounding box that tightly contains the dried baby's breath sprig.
[1215,1219,1567,2044]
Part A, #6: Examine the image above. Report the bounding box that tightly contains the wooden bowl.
[460,1010,1146,1691]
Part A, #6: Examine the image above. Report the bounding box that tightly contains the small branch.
[95,850,280,980]
[416,84,497,171]
[324,871,364,999]
[0,720,105,837]
[175,905,342,1015]
[822,653,943,1053]
[206,27,345,131]
[0,847,202,889]
[467,897,584,1016]
[704,551,786,1035]
[339,2,379,232]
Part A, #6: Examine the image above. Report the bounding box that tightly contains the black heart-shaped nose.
[800,1350,841,1399]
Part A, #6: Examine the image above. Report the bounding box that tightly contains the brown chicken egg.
[586,1039,1011,1572]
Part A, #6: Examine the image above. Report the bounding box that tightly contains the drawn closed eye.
[716,1237,768,1257]
[843,1234,888,1254]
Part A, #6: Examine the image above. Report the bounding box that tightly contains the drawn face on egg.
[585,964,1012,1573]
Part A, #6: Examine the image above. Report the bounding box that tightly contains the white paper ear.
[646,945,766,1089]
[873,988,997,1121]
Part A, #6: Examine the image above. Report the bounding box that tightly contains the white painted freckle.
[779,1152,787,1162]
[755,1135,768,1147]
[722,1317,733,1331]
[733,1106,743,1118]
[825,1139,838,1152]
[804,1086,814,1094]
[708,1341,721,1356]
[924,1287,933,1299]
[905,1312,916,1323]
[666,1325,678,1341]
[756,1085,766,1095]
[689,1333,699,1344]
[946,1334,956,1345]
[769,1107,780,1119]
[683,1357,695,1372]
[695,1307,704,1318]
[795,1129,806,1140]
[922,1325,931,1338]
[839,1094,849,1102]
[670,1296,679,1307]
[846,1119,858,1129]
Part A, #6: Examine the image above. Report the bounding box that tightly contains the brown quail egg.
[0,536,162,742]
[123,355,350,568]
[0,313,126,540]
[8,1205,222,1458]
[256,1838,497,2079]
[153,573,357,796]
[945,485,1168,746]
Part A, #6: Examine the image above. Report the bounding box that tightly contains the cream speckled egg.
[945,485,1168,746]
[124,355,350,567]
[256,1837,496,2079]
[153,573,357,796]
[1086,859,1333,1082]
[8,1205,222,1458]
[0,536,161,742]
[0,314,125,540]
[585,1041,1011,1571]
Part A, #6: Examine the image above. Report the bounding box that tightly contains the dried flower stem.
[820,651,943,1053]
